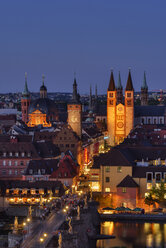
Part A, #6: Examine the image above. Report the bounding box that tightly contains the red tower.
[21,72,30,123]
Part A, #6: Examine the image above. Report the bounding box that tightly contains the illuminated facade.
[107,70,134,146]
[21,74,58,127]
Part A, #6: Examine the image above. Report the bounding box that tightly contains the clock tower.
[67,77,82,138]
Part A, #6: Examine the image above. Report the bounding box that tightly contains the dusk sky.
[0,0,165,94]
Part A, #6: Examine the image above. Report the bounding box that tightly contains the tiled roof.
[135,105,165,117]
[25,159,59,175]
[117,175,139,188]
[92,148,133,168]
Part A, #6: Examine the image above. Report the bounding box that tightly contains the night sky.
[0,0,165,94]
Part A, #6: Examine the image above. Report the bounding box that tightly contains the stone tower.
[117,71,123,104]
[21,72,30,123]
[107,70,134,146]
[125,70,134,137]
[107,70,117,146]
[68,78,82,138]
[141,71,148,106]
[40,75,47,98]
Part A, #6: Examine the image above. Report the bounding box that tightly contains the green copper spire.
[22,72,30,97]
[117,71,123,89]
[141,71,148,90]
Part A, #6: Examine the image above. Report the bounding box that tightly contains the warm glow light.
[66,206,69,209]
[27,218,30,222]
[43,233,47,237]
[23,222,26,226]
[63,209,66,212]
[40,238,44,242]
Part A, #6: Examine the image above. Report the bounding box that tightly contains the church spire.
[72,76,80,103]
[141,71,148,90]
[95,84,97,99]
[125,69,134,91]
[89,85,93,110]
[108,70,116,91]
[40,74,47,98]
[117,71,123,104]
[22,72,30,97]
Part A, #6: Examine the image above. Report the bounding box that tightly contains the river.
[97,221,166,248]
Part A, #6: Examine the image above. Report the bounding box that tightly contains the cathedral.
[107,70,134,146]
[21,74,59,127]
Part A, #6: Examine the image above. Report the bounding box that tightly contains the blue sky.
[0,0,165,93]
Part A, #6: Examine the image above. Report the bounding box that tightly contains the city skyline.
[0,0,165,93]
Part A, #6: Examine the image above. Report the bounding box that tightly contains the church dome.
[40,84,47,91]
[28,98,57,115]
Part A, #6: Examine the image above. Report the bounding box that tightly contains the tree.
[145,181,166,208]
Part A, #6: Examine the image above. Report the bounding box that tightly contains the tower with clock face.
[107,70,134,146]
[67,78,82,138]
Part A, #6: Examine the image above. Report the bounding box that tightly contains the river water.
[97,221,166,248]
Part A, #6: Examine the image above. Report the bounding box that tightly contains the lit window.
[122,187,126,193]
[15,152,18,157]
[127,93,131,97]
[39,189,44,194]
[9,170,12,175]
[27,153,31,157]
[105,166,110,173]
[3,152,6,157]
[9,152,12,157]
[13,189,19,195]
[15,170,18,175]
[147,183,152,190]
[3,160,6,166]
[21,152,25,157]
[8,161,12,166]
[156,183,161,189]
[14,161,18,166]
[105,188,110,192]
[29,169,33,174]
[31,189,36,195]
[22,189,27,194]
[91,182,100,191]
[109,93,114,98]
[117,167,122,173]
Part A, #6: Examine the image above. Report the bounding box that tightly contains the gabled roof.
[92,147,133,168]
[108,71,116,91]
[25,159,59,175]
[117,175,139,188]
[125,70,134,91]
[135,105,165,117]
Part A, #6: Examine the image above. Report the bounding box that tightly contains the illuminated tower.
[21,72,30,123]
[40,75,47,98]
[141,71,148,106]
[107,70,117,146]
[68,77,82,138]
[125,70,134,137]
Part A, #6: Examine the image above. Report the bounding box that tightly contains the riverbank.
[100,213,166,222]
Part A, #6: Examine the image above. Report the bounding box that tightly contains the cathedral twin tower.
[107,70,134,146]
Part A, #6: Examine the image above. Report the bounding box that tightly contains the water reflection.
[97,222,166,248]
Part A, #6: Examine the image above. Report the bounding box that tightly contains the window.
[39,189,44,194]
[15,152,18,157]
[122,187,126,193]
[147,172,153,182]
[127,93,131,97]
[3,160,6,166]
[21,152,25,157]
[29,169,33,174]
[155,173,161,183]
[3,152,6,157]
[105,166,110,173]
[110,100,114,105]
[142,118,144,124]
[147,183,152,190]
[20,161,24,166]
[14,161,18,166]
[22,189,27,194]
[71,144,75,148]
[9,152,12,157]
[148,119,151,124]
[9,170,12,175]
[27,153,31,157]
[2,170,6,175]
[160,118,163,124]
[15,170,18,175]
[117,167,122,173]
[127,100,131,106]
[64,172,68,177]
[41,169,45,174]
[105,188,110,192]
[66,144,69,148]
[8,161,12,166]
[154,119,157,124]
[60,144,64,147]
[105,177,110,183]
[109,93,114,98]
[31,189,36,195]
